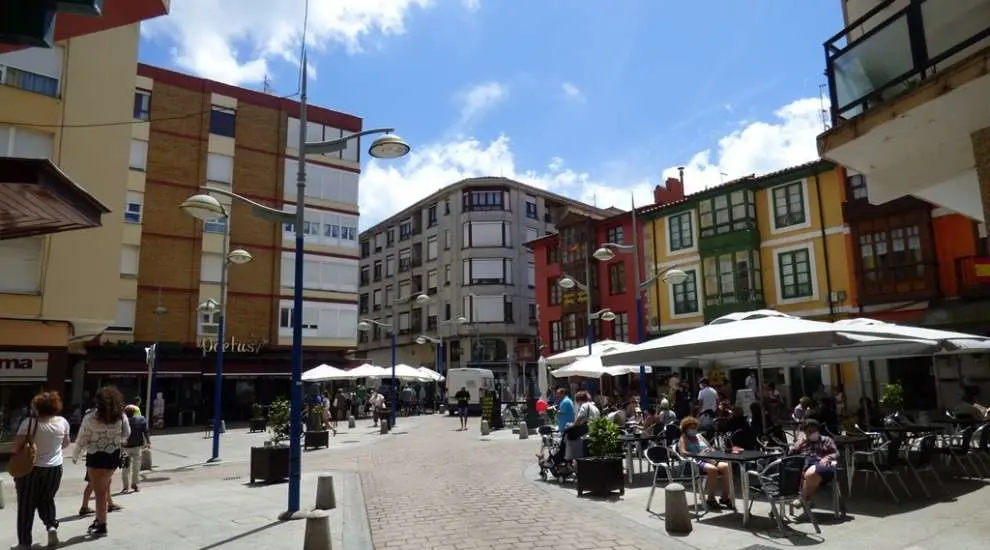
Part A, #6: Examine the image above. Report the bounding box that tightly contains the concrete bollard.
[518,421,529,439]
[664,483,693,535]
[315,475,336,510]
[140,448,153,471]
[379,419,389,435]
[303,510,332,550]
[480,420,490,436]
[347,415,356,429]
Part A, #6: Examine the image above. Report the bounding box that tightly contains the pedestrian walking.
[9,391,70,549]
[73,386,130,538]
[120,405,150,494]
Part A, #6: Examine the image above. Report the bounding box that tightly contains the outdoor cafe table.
[682,449,782,525]
[833,434,871,492]
[870,424,946,436]
[620,433,663,483]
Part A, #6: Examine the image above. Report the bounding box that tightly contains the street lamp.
[556,248,613,354]
[180,197,253,463]
[356,318,397,429]
[180,117,409,519]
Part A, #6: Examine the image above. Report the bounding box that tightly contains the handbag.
[7,418,38,478]
[118,417,129,469]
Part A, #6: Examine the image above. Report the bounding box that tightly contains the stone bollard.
[664,483,693,535]
[315,475,336,510]
[518,421,529,439]
[303,510,332,550]
[379,419,389,435]
[140,448,153,471]
[480,419,490,436]
[348,415,356,429]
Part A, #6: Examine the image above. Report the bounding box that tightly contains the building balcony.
[956,255,990,298]
[819,0,990,221]
[856,264,939,305]
[703,290,765,323]
[698,225,760,256]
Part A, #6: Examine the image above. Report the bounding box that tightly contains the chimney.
[653,170,686,206]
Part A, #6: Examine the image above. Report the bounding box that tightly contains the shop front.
[0,347,68,452]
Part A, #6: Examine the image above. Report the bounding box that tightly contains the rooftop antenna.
[719,172,728,185]
[818,82,831,132]
[262,74,274,95]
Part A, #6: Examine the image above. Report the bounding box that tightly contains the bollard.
[480,420,490,436]
[518,421,529,439]
[315,475,336,510]
[347,415,356,429]
[303,510,332,550]
[664,483,693,535]
[140,448,153,471]
[0,479,4,509]
[220,420,227,433]
[379,419,389,435]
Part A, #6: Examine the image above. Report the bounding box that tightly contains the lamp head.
[599,310,617,322]
[180,194,226,221]
[455,316,469,324]
[592,246,616,262]
[227,249,253,265]
[368,134,411,159]
[662,268,689,286]
[415,336,427,345]
[414,293,431,305]
[197,299,219,312]
[558,276,576,290]
[356,321,372,332]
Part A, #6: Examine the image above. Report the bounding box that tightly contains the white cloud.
[462,0,481,12]
[456,81,508,126]
[357,97,825,229]
[561,82,585,102]
[142,0,438,85]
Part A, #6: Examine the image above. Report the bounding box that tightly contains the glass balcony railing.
[825,0,990,122]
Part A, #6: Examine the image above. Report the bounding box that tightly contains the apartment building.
[0,0,170,447]
[817,0,990,228]
[356,177,613,388]
[84,64,363,425]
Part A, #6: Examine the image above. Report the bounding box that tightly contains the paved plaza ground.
[1,414,988,549]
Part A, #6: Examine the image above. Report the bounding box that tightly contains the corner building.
[85,65,363,425]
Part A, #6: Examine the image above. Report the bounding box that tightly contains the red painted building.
[528,177,685,354]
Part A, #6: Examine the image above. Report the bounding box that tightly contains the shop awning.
[0,157,110,240]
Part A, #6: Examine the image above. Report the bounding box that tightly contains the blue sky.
[140,0,844,228]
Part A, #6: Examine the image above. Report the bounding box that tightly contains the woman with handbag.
[72,386,130,538]
[9,391,70,550]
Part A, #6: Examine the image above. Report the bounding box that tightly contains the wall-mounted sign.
[0,352,49,380]
[198,337,267,357]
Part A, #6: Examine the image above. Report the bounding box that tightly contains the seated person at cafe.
[656,399,678,426]
[726,406,759,450]
[678,416,733,509]
[792,396,813,423]
[789,419,839,508]
[953,391,989,420]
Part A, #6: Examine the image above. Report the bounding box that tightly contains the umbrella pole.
[932,354,942,410]
[756,350,768,432]
[857,357,865,411]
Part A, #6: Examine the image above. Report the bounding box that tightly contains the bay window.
[702,249,761,306]
[463,221,510,248]
[698,190,756,237]
[462,258,512,285]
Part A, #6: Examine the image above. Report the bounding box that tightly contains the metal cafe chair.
[747,455,821,536]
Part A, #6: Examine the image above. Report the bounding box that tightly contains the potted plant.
[304,404,330,450]
[880,382,905,425]
[575,416,625,497]
[248,403,267,433]
[249,398,291,484]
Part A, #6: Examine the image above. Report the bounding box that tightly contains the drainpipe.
[814,171,836,320]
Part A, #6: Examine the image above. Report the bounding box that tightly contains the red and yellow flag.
[974,258,990,283]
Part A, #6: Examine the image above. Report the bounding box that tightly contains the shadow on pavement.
[194,520,282,549]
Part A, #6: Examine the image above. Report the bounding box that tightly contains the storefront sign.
[198,337,267,357]
[0,352,49,380]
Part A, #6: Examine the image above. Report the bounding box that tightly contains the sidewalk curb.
[335,470,375,550]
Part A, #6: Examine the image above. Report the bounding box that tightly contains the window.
[525,227,539,245]
[1,65,58,96]
[398,248,412,272]
[398,280,411,301]
[777,248,813,300]
[427,236,438,261]
[444,264,451,286]
[283,159,360,206]
[124,191,143,224]
[0,47,62,97]
[857,218,927,294]
[399,218,413,241]
[398,312,410,333]
[698,190,756,237]
[771,181,807,230]
[120,245,139,277]
[200,253,223,283]
[668,212,693,252]
[0,125,53,159]
[608,262,626,294]
[550,321,562,351]
[385,255,395,277]
[548,278,562,305]
[360,240,370,259]
[374,233,385,252]
[613,312,629,342]
[373,289,382,310]
[504,295,514,323]
[428,204,438,227]
[546,243,559,264]
[280,301,359,339]
[280,255,359,292]
[204,217,227,234]
[385,286,393,306]
[208,106,236,137]
[198,308,220,335]
[444,198,451,215]
[360,266,370,286]
[133,90,150,120]
[129,140,147,171]
[282,207,359,248]
[359,293,369,314]
[462,189,508,211]
[373,260,383,282]
[703,250,762,306]
[847,173,868,200]
[386,228,395,247]
[463,221,510,247]
[444,229,451,250]
[207,153,233,184]
[109,299,137,331]
[0,238,42,293]
[463,295,508,323]
[671,270,699,315]
[528,302,537,323]
[527,262,535,287]
[463,258,512,285]
[286,118,359,162]
[525,195,538,219]
[427,269,439,293]
[427,303,439,330]
[605,226,624,245]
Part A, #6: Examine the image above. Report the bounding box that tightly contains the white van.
[446,368,495,414]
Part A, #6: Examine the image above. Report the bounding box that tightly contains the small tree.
[267,398,291,446]
[586,416,622,458]
[880,382,905,413]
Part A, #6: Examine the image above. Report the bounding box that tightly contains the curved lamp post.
[557,268,618,354]
[180,198,253,463]
[181,119,410,518]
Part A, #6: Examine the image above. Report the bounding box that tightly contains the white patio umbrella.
[551,354,654,379]
[346,363,389,379]
[301,364,348,382]
[417,366,445,381]
[393,363,432,382]
[537,356,549,398]
[544,339,637,367]
[833,318,990,353]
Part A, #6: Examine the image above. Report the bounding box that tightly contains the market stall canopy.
[300,364,348,382]
[544,339,637,367]
[551,354,653,379]
[601,309,939,369]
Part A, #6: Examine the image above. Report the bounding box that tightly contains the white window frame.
[665,210,698,256]
[0,237,42,293]
[198,308,221,335]
[128,139,148,171]
[767,179,811,234]
[207,153,233,184]
[427,236,438,261]
[200,253,224,283]
[773,242,818,305]
[124,191,143,224]
[111,299,137,331]
[666,264,702,319]
[120,245,139,278]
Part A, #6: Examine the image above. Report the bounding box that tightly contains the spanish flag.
[975,258,990,283]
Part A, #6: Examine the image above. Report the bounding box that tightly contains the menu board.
[481,395,494,426]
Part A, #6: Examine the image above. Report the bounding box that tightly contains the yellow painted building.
[640,160,861,397]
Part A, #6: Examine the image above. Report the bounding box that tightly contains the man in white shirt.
[697,378,719,430]
[369,390,386,426]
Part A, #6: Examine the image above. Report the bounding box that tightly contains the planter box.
[304,430,330,450]
[250,446,289,484]
[248,418,267,433]
[575,457,625,497]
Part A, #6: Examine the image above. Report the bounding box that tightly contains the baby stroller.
[537,426,574,482]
